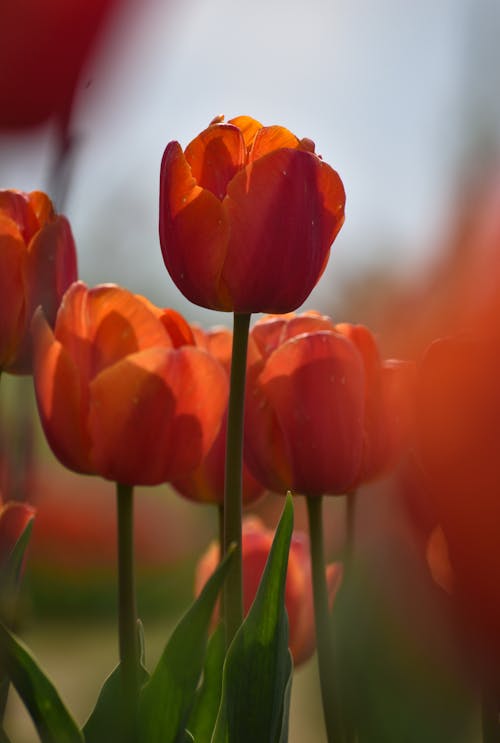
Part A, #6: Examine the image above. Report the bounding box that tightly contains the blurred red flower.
[195,516,342,666]
[172,324,264,506]
[32,282,228,486]
[160,115,345,313]
[244,312,414,497]
[417,333,500,661]
[0,0,120,129]
[0,190,77,374]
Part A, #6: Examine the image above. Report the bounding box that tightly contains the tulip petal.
[88,346,228,486]
[160,141,231,310]
[248,126,300,162]
[55,283,172,382]
[10,217,78,374]
[0,190,39,243]
[228,116,263,149]
[28,191,55,225]
[251,313,336,359]
[185,123,246,199]
[223,149,345,313]
[32,309,92,473]
[0,218,26,369]
[258,332,365,495]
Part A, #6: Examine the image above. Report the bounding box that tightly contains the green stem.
[116,483,139,740]
[307,495,344,743]
[223,312,251,647]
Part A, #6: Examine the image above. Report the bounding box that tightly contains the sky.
[2,0,499,325]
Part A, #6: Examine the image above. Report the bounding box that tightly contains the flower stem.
[116,482,139,740]
[307,495,344,743]
[223,312,251,647]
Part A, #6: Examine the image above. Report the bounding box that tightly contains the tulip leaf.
[0,623,83,743]
[137,546,234,743]
[277,651,293,743]
[0,517,34,589]
[211,493,294,743]
[186,624,225,741]
[82,662,149,743]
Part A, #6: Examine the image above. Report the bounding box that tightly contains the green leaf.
[186,624,225,741]
[211,493,294,743]
[137,546,234,743]
[1,517,34,588]
[0,623,82,743]
[277,651,293,743]
[82,663,149,743]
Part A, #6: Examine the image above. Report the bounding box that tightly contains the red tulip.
[32,282,228,486]
[172,324,264,505]
[0,0,119,129]
[0,499,36,570]
[0,190,77,373]
[335,322,416,487]
[244,312,364,495]
[245,313,414,496]
[195,516,342,666]
[159,115,345,313]
[417,333,500,661]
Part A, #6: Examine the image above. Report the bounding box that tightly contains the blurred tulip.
[32,282,228,486]
[335,322,416,487]
[160,115,345,313]
[172,324,264,505]
[0,190,77,374]
[0,0,120,129]
[0,499,35,570]
[195,516,342,666]
[417,333,500,661]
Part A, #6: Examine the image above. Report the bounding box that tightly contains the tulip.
[32,282,228,486]
[417,333,500,663]
[245,313,415,496]
[195,516,342,666]
[0,190,77,374]
[172,324,264,505]
[0,0,119,129]
[335,322,416,488]
[159,115,346,313]
[244,312,366,496]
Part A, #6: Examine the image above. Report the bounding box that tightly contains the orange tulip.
[244,313,365,496]
[172,324,264,505]
[195,516,342,666]
[32,282,228,486]
[417,333,500,661]
[0,0,119,129]
[159,115,345,313]
[0,190,77,373]
[335,322,416,487]
[245,313,414,496]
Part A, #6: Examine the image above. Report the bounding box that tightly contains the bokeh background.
[2,0,500,740]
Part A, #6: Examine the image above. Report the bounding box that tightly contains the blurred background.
[2,0,500,739]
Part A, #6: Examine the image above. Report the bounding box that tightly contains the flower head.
[33,282,228,486]
[160,115,345,313]
[172,324,264,505]
[0,190,77,373]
